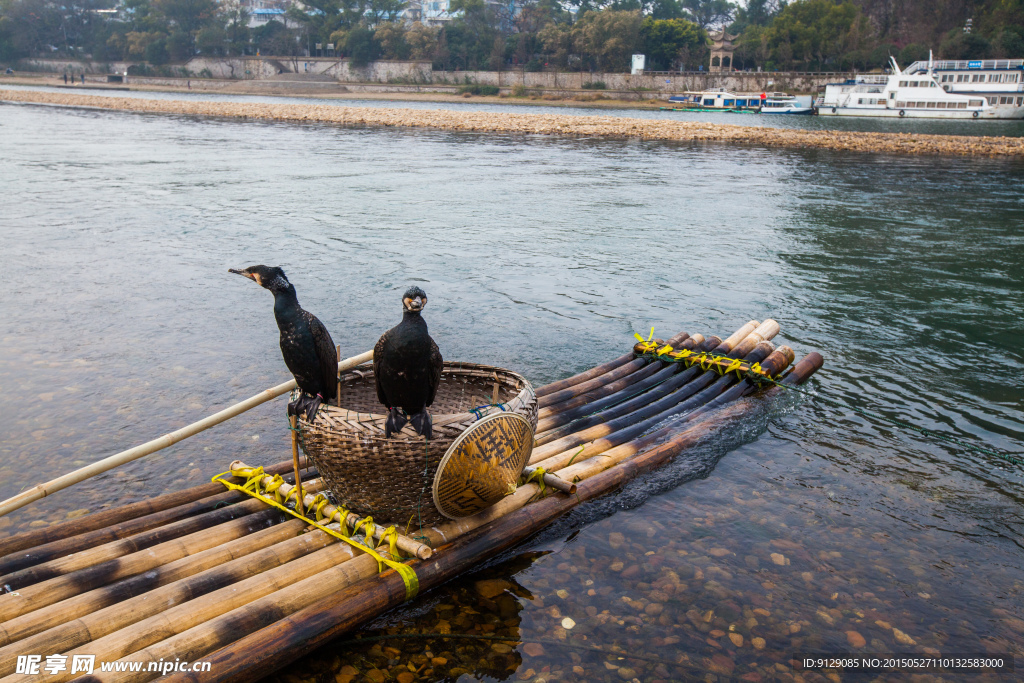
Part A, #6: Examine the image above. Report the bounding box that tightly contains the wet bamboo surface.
[0,322,822,683]
[2,89,1022,158]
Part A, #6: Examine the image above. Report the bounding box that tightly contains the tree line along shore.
[1,0,1023,78]
[3,88,1023,158]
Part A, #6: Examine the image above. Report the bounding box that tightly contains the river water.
[1,98,1023,682]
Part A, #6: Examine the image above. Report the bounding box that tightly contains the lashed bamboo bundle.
[0,322,823,683]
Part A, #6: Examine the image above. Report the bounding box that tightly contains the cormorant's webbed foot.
[304,393,324,422]
[288,393,324,422]
[410,410,432,440]
[385,407,408,438]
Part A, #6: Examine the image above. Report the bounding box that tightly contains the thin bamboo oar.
[162,356,824,683]
[0,459,308,560]
[0,350,374,519]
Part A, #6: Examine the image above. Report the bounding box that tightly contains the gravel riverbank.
[4,88,1024,158]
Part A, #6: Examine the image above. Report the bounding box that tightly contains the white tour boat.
[903,55,1024,119]
[816,57,998,119]
[665,90,760,112]
[759,92,814,115]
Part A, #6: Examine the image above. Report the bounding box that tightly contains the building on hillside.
[709,29,736,73]
[407,0,519,26]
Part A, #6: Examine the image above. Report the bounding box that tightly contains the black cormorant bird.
[374,286,443,438]
[230,265,337,420]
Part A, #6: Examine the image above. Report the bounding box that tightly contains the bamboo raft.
[0,320,822,683]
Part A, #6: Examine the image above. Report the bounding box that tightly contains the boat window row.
[999,96,1024,105]
[897,81,939,88]
[894,101,983,109]
[700,98,760,107]
[938,73,1020,83]
[857,98,886,105]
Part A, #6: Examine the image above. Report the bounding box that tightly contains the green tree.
[640,15,707,69]
[153,0,218,56]
[573,9,643,72]
[375,21,409,59]
[763,0,866,70]
[405,21,440,60]
[346,24,379,65]
[682,0,735,29]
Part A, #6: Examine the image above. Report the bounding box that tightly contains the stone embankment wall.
[3,89,1021,159]
[18,57,845,94]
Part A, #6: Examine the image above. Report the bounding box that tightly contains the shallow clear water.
[1,100,1023,682]
[5,83,1024,136]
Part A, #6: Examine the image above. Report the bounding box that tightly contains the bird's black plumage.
[374,286,443,438]
[230,265,337,421]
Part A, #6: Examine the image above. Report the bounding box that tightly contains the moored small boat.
[759,92,814,115]
[662,90,761,113]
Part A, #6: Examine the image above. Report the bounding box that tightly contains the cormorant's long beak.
[228,268,255,281]
[410,297,424,311]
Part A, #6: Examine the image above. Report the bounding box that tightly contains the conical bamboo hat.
[432,412,534,519]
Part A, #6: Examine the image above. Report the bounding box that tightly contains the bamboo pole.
[528,344,782,479]
[0,494,286,591]
[521,466,575,494]
[536,333,704,434]
[534,335,707,440]
[529,323,765,464]
[227,462,432,560]
[0,520,310,654]
[537,332,712,421]
[0,459,306,560]
[532,330,690,399]
[0,503,301,623]
[0,350,374,520]
[0,531,366,682]
[533,353,634,398]
[162,357,824,683]
[288,416,304,517]
[528,342,790,475]
[63,551,393,683]
[537,357,650,409]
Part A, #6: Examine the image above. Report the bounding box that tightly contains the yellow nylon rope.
[213,469,419,599]
[633,334,770,381]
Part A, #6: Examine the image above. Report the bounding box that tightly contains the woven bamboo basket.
[294,362,537,527]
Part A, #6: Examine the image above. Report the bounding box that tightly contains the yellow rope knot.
[522,467,548,496]
[211,469,419,600]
